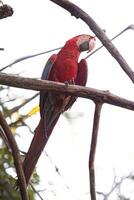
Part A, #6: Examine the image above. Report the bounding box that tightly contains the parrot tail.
[22,115,59,185]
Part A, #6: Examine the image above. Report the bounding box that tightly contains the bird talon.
[64,81,69,86]
[71,78,75,85]
[64,78,75,86]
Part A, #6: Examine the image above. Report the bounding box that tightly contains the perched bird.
[22,35,96,185]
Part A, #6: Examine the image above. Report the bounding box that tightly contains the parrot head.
[65,34,96,53]
[76,35,96,52]
[66,34,96,53]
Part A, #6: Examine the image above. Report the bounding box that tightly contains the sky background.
[0,0,134,200]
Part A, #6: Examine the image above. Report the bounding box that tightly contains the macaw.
[22,35,96,185]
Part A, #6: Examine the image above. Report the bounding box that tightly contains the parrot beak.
[77,35,96,52]
[87,37,96,53]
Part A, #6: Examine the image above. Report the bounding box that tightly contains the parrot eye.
[88,38,96,52]
[79,41,89,52]
[77,35,96,52]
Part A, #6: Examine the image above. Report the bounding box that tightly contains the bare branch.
[0,4,13,19]
[0,111,28,200]
[85,24,134,59]
[50,0,134,83]
[89,102,103,200]
[0,47,61,72]
[1,24,133,72]
[0,126,10,149]
[97,172,134,200]
[9,93,39,115]
[0,72,133,111]
[29,184,44,200]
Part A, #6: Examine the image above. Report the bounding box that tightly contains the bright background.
[0,0,134,199]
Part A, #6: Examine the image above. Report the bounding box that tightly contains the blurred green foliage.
[0,83,133,200]
[0,146,34,200]
[0,86,39,200]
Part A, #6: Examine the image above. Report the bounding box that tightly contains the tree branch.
[85,24,134,59]
[89,102,103,200]
[0,4,13,19]
[0,47,61,72]
[0,126,10,149]
[0,111,28,200]
[50,0,134,83]
[0,72,134,111]
[9,93,39,115]
[1,24,133,72]
[29,184,44,200]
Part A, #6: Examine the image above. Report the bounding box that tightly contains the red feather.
[22,35,95,185]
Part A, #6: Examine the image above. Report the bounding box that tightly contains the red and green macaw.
[22,35,96,185]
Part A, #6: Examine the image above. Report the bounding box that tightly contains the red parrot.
[22,35,96,185]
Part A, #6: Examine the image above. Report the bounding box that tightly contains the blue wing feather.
[41,54,57,79]
[40,54,57,115]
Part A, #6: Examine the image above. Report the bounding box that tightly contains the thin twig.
[1,24,133,72]
[97,172,133,200]
[50,0,134,83]
[1,24,133,73]
[30,184,44,200]
[89,102,103,200]
[0,73,133,111]
[0,47,61,72]
[0,126,10,149]
[9,93,39,115]
[85,24,134,59]
[0,111,28,200]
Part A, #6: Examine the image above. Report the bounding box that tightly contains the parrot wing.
[41,54,57,80]
[75,59,88,86]
[22,58,88,185]
[65,59,88,110]
[41,58,88,113]
[22,54,58,185]
[40,54,57,116]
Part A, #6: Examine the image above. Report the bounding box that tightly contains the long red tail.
[23,116,59,185]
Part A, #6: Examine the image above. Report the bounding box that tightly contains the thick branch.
[50,0,134,83]
[0,72,134,111]
[0,111,28,200]
[89,102,103,200]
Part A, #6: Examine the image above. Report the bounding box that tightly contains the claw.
[64,78,75,86]
[64,81,69,86]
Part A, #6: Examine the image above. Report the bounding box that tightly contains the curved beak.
[87,37,96,53]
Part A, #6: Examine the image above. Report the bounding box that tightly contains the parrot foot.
[64,78,75,86]
[64,81,69,86]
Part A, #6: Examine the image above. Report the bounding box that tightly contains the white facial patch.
[77,35,96,52]
[77,35,91,47]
